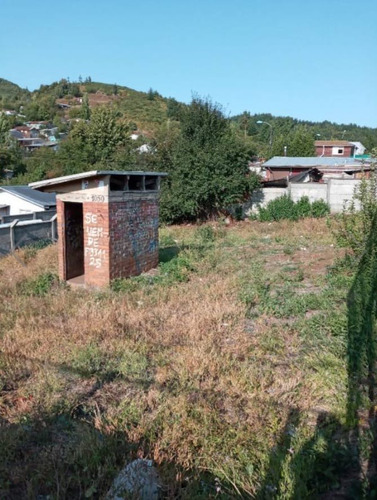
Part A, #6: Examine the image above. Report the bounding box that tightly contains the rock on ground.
[106,459,159,500]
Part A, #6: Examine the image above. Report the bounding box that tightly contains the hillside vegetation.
[1,218,374,498]
[1,77,377,153]
[232,112,377,157]
[0,77,168,132]
[0,78,30,107]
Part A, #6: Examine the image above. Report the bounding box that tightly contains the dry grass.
[0,219,355,498]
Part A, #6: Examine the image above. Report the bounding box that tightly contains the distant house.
[9,131,58,151]
[40,127,58,139]
[11,126,33,138]
[0,186,56,216]
[26,121,50,130]
[315,140,355,157]
[262,156,369,182]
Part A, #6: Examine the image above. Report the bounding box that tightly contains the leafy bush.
[155,96,259,223]
[18,272,60,296]
[258,194,297,221]
[195,225,216,243]
[295,196,312,218]
[257,195,329,222]
[331,163,377,258]
[311,199,331,218]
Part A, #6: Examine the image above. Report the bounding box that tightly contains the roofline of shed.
[29,170,168,190]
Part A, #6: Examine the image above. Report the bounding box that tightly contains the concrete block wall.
[1,209,56,224]
[290,183,327,203]
[109,198,159,280]
[247,179,364,215]
[0,218,57,257]
[245,188,287,215]
[327,179,361,213]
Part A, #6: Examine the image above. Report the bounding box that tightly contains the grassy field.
[0,218,373,498]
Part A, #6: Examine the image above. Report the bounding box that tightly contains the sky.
[1,0,376,127]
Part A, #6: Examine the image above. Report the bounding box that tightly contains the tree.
[24,96,56,121]
[18,147,60,183]
[240,111,251,140]
[68,106,131,168]
[147,88,156,101]
[154,96,258,222]
[0,114,10,145]
[0,144,24,179]
[288,126,316,156]
[166,98,183,120]
[271,125,315,157]
[81,93,90,120]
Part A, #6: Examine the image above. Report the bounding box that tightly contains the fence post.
[327,179,332,211]
[50,214,58,241]
[9,219,19,252]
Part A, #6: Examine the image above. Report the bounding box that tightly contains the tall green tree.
[154,97,258,222]
[81,93,91,120]
[67,106,131,169]
[0,114,10,145]
[271,125,315,157]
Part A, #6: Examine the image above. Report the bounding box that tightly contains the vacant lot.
[0,219,371,498]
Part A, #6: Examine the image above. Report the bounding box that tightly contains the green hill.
[1,76,376,151]
[27,78,170,131]
[0,78,30,109]
[232,112,377,153]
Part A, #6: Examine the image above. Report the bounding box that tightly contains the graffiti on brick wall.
[109,201,159,275]
[84,212,106,268]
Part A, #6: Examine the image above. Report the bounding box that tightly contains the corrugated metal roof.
[314,140,354,146]
[263,156,366,168]
[30,170,168,189]
[0,186,56,208]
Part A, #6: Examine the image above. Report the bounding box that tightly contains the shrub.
[311,199,330,218]
[18,272,60,296]
[295,196,312,218]
[256,195,329,222]
[331,163,377,258]
[258,195,297,221]
[195,225,216,243]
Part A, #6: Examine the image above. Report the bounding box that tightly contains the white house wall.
[0,192,45,215]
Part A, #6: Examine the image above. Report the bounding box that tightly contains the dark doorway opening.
[64,202,84,280]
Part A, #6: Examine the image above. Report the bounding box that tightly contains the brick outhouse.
[30,170,167,287]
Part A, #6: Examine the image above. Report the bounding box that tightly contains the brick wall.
[83,202,110,287]
[56,199,65,280]
[56,196,160,287]
[109,198,159,280]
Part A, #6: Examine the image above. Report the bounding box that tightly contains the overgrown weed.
[0,218,356,498]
